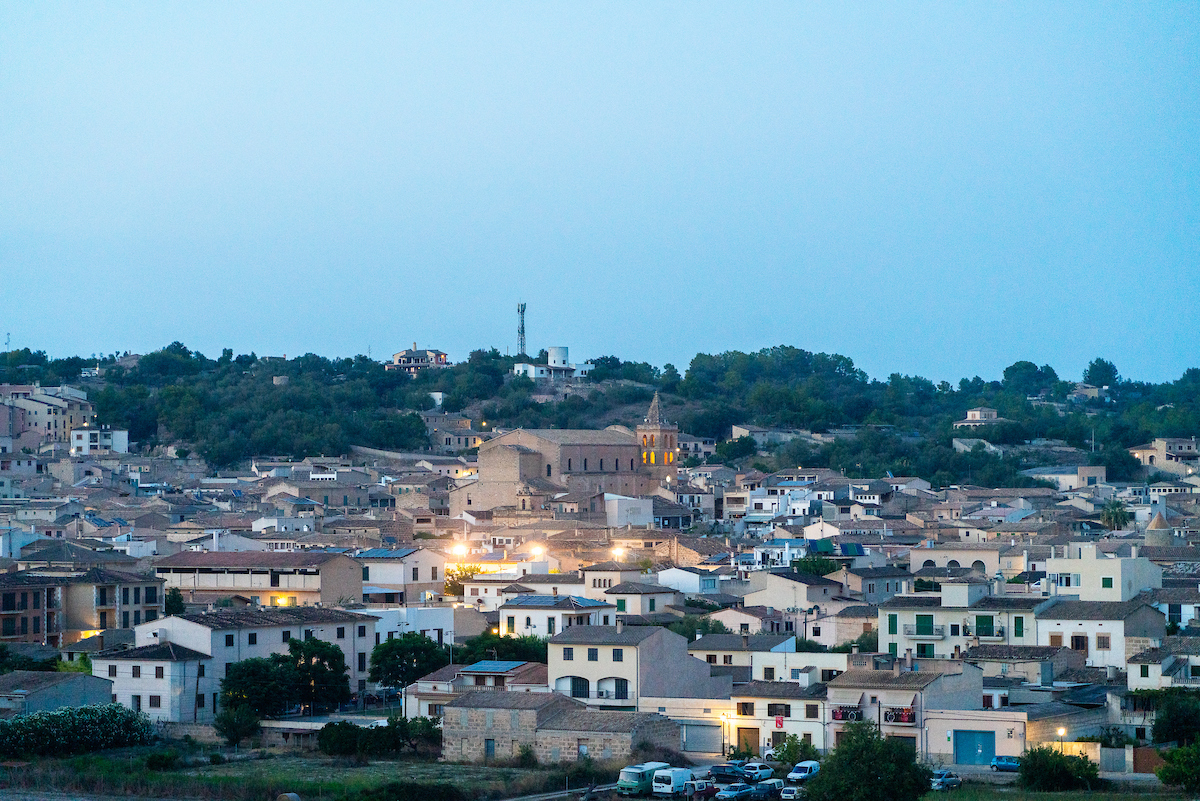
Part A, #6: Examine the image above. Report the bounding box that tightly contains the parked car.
[785,761,820,783]
[779,786,806,800]
[715,783,757,800]
[683,779,719,799]
[708,764,748,783]
[741,763,774,781]
[931,770,962,791]
[618,762,671,796]
[653,768,695,797]
[990,756,1021,772]
[752,778,786,799]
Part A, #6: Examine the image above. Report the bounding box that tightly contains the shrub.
[516,743,538,768]
[214,705,260,748]
[144,750,179,771]
[318,721,362,756]
[1018,746,1099,791]
[0,703,151,757]
[1159,741,1200,793]
[806,722,930,801]
[208,752,226,765]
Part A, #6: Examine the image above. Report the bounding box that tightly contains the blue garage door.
[953,730,995,765]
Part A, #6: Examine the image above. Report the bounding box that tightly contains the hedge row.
[0,703,153,757]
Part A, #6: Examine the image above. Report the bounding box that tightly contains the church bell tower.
[637,392,678,483]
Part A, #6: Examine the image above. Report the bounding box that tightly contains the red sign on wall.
[775,716,784,729]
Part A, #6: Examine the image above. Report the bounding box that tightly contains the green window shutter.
[616,599,626,612]
[975,615,994,637]
[888,614,897,635]
[915,614,934,636]
[888,642,897,656]
[1013,616,1024,638]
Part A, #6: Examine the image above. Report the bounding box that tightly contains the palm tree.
[1101,499,1130,531]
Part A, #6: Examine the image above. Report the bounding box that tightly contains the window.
[149,696,161,708]
[196,694,205,709]
[723,655,733,665]
[766,703,790,717]
[764,667,775,681]
[248,633,257,645]
[1096,634,1111,650]
[649,598,656,612]
[806,703,819,719]
[916,643,935,657]
[737,702,754,716]
[358,625,366,637]
[134,587,141,605]
[616,599,626,612]
[99,611,107,629]
[1070,635,1088,652]
[706,654,716,664]
[283,631,292,642]
[337,627,345,639]
[122,587,129,605]
[811,626,820,637]
[506,616,515,634]
[950,624,960,636]
[1141,664,1150,678]
[155,666,164,679]
[358,652,367,672]
[563,647,574,661]
[1169,604,1183,625]
[132,666,141,678]
[413,567,419,582]
[225,634,235,647]
[108,664,117,677]
[1102,577,1114,589]
[122,611,129,628]
[145,610,157,622]
[888,614,897,635]
[198,664,205,677]
[431,566,438,581]
[612,648,623,662]
[1049,634,1063,647]
[588,648,598,662]
[363,566,370,581]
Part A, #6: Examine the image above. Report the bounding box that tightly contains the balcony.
[830,705,865,722]
[882,707,918,726]
[902,624,945,639]
[962,625,1005,641]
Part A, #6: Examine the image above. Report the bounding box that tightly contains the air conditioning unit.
[596,690,608,698]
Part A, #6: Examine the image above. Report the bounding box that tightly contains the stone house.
[442,691,679,763]
[0,670,112,717]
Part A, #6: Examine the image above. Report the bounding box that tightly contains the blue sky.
[2,3,1197,383]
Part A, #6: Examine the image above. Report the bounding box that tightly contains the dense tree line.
[9,340,1200,484]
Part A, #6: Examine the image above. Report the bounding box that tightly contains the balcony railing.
[902,624,945,639]
[883,707,918,726]
[830,705,865,722]
[570,691,636,702]
[962,625,1005,640]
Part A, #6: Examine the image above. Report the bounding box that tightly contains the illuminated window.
[642,452,648,464]
[650,434,656,447]
[650,452,656,464]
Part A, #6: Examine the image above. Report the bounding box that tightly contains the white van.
[652,768,693,797]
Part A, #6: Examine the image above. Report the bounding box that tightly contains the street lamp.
[531,546,544,558]
[452,544,467,559]
[612,547,625,559]
[1057,727,1066,752]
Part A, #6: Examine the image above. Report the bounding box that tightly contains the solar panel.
[466,660,525,673]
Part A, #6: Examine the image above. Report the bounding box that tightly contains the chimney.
[615,620,623,634]
[1106,665,1116,680]
[551,586,558,597]
[742,633,750,648]
[695,629,703,641]
[1131,545,1138,559]
[892,659,901,676]
[851,644,859,654]
[953,644,961,659]
[905,648,914,668]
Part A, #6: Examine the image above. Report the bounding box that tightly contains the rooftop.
[96,642,209,662]
[827,669,942,690]
[174,607,377,629]
[548,626,662,645]
[0,670,102,695]
[687,634,793,652]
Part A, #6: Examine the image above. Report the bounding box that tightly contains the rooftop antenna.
[517,302,527,357]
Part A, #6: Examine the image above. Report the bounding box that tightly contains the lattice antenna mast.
[517,303,527,356]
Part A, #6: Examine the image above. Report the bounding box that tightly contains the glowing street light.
[1057,727,1066,752]
[452,544,467,558]
[531,546,544,557]
[612,547,625,559]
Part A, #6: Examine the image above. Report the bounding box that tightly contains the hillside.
[4,344,1199,485]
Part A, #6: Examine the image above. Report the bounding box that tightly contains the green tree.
[164,587,185,616]
[790,556,840,577]
[1017,745,1099,790]
[1153,692,1200,745]
[665,616,730,642]
[1083,358,1119,387]
[214,704,260,748]
[444,563,482,596]
[1159,741,1200,793]
[770,732,820,765]
[715,435,757,464]
[369,633,450,691]
[57,653,92,674]
[288,637,351,712]
[221,655,299,717]
[1100,499,1131,530]
[805,721,931,801]
[453,632,547,664]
